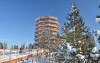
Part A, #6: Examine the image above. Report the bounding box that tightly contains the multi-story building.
[34,16,59,48]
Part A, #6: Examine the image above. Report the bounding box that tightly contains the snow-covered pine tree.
[90,30,100,63]
[63,2,94,54]
[90,12,100,62]
[54,3,94,63]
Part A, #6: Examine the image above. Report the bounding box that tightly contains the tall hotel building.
[35,16,59,47]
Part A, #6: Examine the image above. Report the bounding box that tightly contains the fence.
[0,49,46,63]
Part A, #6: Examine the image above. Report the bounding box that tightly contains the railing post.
[0,51,1,63]
[26,49,28,63]
[16,49,18,62]
[36,48,38,62]
[29,48,30,57]
[31,49,33,63]
[42,49,45,63]
[40,53,44,63]
[33,56,36,63]
[22,49,23,57]
[0,51,1,58]
[9,50,11,63]
[37,48,38,56]
[43,49,45,63]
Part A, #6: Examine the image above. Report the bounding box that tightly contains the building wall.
[34,16,59,48]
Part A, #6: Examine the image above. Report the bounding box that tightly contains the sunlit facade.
[35,16,59,46]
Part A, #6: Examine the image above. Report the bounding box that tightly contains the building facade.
[34,16,59,49]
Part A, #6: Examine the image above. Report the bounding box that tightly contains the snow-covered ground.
[0,49,48,63]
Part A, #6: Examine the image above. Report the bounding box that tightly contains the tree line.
[0,42,7,49]
[0,42,34,50]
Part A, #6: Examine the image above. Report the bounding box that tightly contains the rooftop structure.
[34,16,59,48]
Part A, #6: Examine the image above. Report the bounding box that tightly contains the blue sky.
[0,0,100,48]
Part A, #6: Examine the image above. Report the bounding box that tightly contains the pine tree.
[22,43,25,49]
[38,31,47,49]
[63,2,94,52]
[0,42,3,49]
[50,31,59,52]
[11,45,14,50]
[90,16,100,62]
[28,43,33,49]
[3,42,7,49]
[54,3,94,62]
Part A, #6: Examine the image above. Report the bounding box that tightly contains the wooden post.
[33,56,36,63]
[41,49,44,63]
[21,49,24,62]
[37,48,38,56]
[0,51,1,58]
[4,48,5,56]
[22,49,23,57]
[29,49,30,56]
[9,50,12,63]
[32,49,33,63]
[16,49,18,62]
[26,49,28,62]
[22,60,24,63]
[43,50,44,63]
[28,48,31,58]
[40,54,43,63]
[0,51,1,63]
